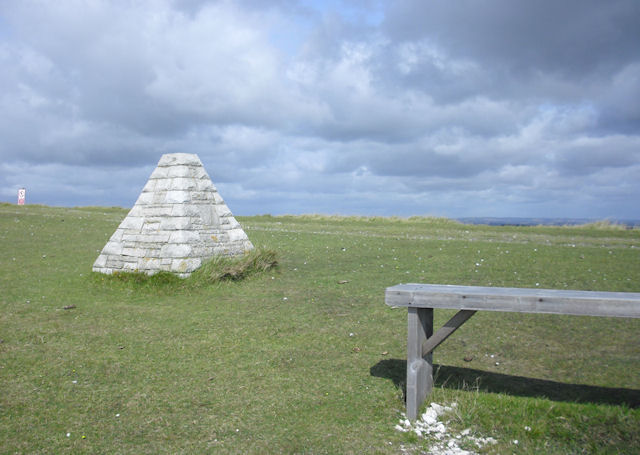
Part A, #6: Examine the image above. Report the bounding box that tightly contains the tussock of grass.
[191,248,278,284]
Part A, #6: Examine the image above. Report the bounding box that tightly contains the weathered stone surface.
[92,153,253,277]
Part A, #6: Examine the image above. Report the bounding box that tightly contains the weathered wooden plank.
[386,284,640,318]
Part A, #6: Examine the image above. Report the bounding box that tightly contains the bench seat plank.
[386,283,640,318]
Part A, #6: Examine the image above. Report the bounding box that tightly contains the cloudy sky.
[1,0,639,219]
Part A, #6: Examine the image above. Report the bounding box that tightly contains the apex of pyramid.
[93,153,253,277]
[157,153,202,166]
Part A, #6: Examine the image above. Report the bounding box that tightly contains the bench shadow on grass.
[370,359,640,408]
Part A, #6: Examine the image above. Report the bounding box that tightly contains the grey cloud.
[596,63,640,134]
[385,0,640,77]
[554,136,640,177]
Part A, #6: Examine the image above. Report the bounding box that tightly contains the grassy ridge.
[1,204,639,454]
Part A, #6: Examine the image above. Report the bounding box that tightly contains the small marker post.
[17,188,26,205]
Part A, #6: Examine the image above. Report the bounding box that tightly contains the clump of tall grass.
[190,248,278,284]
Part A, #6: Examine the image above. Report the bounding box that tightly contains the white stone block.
[159,217,192,230]
[102,242,123,256]
[161,179,174,191]
[122,247,145,257]
[106,258,125,268]
[170,177,197,190]
[140,258,161,270]
[161,244,192,258]
[190,245,209,257]
[158,153,202,167]
[121,233,141,243]
[227,229,249,242]
[170,204,188,216]
[107,229,124,243]
[169,230,200,243]
[126,206,143,218]
[119,216,144,230]
[170,258,201,273]
[135,192,154,205]
[191,191,213,201]
[149,233,171,243]
[149,166,169,179]
[227,218,241,229]
[142,205,172,217]
[194,167,209,180]
[212,232,228,243]
[142,179,156,193]
[122,261,139,271]
[93,255,107,268]
[143,247,162,257]
[196,180,214,192]
[196,205,219,225]
[141,222,160,233]
[152,191,168,204]
[165,190,190,203]
[166,165,192,178]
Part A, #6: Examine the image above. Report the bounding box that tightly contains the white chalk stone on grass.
[92,153,253,277]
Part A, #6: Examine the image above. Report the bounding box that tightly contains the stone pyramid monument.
[93,153,253,277]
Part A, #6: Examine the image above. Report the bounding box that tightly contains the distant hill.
[456,217,640,227]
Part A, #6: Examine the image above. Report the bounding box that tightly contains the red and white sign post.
[18,188,26,205]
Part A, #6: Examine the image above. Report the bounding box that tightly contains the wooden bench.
[385,283,640,420]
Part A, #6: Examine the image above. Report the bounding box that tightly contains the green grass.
[1,203,639,454]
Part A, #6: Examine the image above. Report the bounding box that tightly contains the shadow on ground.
[370,359,640,408]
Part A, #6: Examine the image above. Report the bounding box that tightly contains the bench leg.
[406,307,433,420]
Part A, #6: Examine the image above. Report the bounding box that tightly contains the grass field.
[1,203,639,454]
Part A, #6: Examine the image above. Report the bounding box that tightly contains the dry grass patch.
[192,248,278,283]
